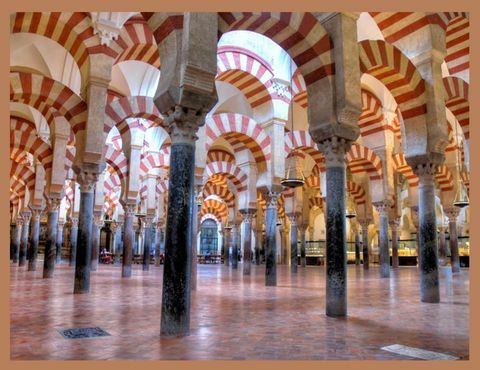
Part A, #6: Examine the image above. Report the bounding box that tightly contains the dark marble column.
[90,213,103,271]
[223,227,230,266]
[300,224,307,268]
[390,218,400,269]
[43,200,60,278]
[445,208,460,273]
[415,163,440,303]
[122,205,135,278]
[27,209,42,271]
[278,223,286,265]
[354,229,361,266]
[155,223,162,266]
[287,213,299,273]
[373,201,391,278]
[360,219,370,270]
[240,209,256,275]
[264,191,280,286]
[12,219,23,264]
[410,206,420,267]
[69,217,79,266]
[318,137,351,317]
[438,225,447,266]
[231,222,239,269]
[190,188,202,290]
[73,173,97,294]
[143,218,153,271]
[255,227,262,265]
[55,222,65,264]
[19,212,31,267]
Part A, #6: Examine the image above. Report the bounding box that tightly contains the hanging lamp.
[281,56,305,189]
[452,120,469,208]
[346,192,357,218]
[224,221,232,230]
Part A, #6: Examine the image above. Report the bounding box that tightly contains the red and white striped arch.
[200,198,229,222]
[443,76,469,140]
[104,95,163,135]
[104,165,122,193]
[359,89,385,137]
[435,165,454,192]
[10,162,36,194]
[206,149,235,165]
[217,49,273,108]
[156,179,169,194]
[347,180,366,205]
[284,130,324,166]
[203,182,235,209]
[309,196,323,209]
[10,72,88,134]
[104,145,128,186]
[205,113,271,171]
[140,146,170,176]
[392,153,418,187]
[205,161,248,193]
[346,143,383,181]
[359,40,427,126]
[291,69,308,108]
[445,16,469,77]
[218,12,334,86]
[10,129,53,171]
[144,13,183,46]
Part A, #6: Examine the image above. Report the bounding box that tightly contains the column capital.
[412,162,439,180]
[286,212,301,225]
[30,208,43,221]
[76,171,99,193]
[389,217,401,228]
[444,207,460,221]
[47,198,61,212]
[164,105,205,144]
[123,203,137,217]
[263,190,281,208]
[358,218,371,230]
[373,200,393,215]
[69,217,79,227]
[317,136,352,167]
[21,211,32,223]
[239,208,256,223]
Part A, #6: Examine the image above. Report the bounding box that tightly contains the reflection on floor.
[10,262,469,360]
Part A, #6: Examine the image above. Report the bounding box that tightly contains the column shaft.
[241,210,255,275]
[361,223,370,269]
[43,206,58,278]
[391,221,399,269]
[264,192,279,286]
[231,224,239,269]
[28,213,41,271]
[13,222,23,264]
[55,224,64,264]
[300,226,307,267]
[446,209,460,273]
[19,213,31,267]
[90,221,101,271]
[223,229,230,266]
[69,219,79,266]
[143,222,152,271]
[289,216,298,273]
[122,209,135,277]
[355,232,361,266]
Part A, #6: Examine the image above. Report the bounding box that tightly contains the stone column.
[411,206,420,266]
[55,221,65,264]
[231,222,239,269]
[27,209,42,271]
[255,226,262,265]
[223,227,230,266]
[278,223,286,265]
[114,221,123,264]
[317,137,351,317]
[240,209,256,275]
[12,219,23,264]
[90,212,103,271]
[69,217,79,266]
[155,223,162,267]
[143,218,153,271]
[43,200,60,278]
[438,224,447,266]
[73,172,97,294]
[264,191,280,286]
[19,211,31,267]
[373,201,391,278]
[354,229,361,266]
[191,187,202,290]
[300,224,307,268]
[445,208,460,273]
[287,213,299,273]
[359,219,370,269]
[415,163,440,303]
[122,204,135,278]
[390,218,400,269]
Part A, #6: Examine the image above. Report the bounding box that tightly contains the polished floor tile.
[10,261,469,360]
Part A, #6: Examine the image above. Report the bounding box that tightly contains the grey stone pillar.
[191,187,202,290]
[445,208,460,273]
[114,221,123,264]
[73,172,97,294]
[231,222,239,269]
[278,223,285,265]
[255,226,262,265]
[415,163,440,303]
[13,219,23,264]
[318,137,351,317]
[155,223,162,267]
[240,209,256,275]
[300,224,307,267]
[142,218,153,271]
[390,218,400,269]
[27,209,42,271]
[411,206,420,267]
[55,221,65,264]
[223,227,230,266]
[122,204,135,278]
[287,213,299,273]
[69,217,79,266]
[19,211,31,267]
[438,224,447,266]
[359,219,370,269]
[354,230,361,266]
[90,212,103,271]
[373,201,391,278]
[43,200,60,278]
[264,191,280,286]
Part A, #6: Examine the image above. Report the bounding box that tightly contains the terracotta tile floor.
[10,261,469,360]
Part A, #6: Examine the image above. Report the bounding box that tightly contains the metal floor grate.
[58,327,111,339]
[381,344,459,360]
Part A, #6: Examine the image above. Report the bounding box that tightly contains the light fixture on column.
[452,119,469,208]
[224,221,232,230]
[281,56,305,189]
[346,192,357,219]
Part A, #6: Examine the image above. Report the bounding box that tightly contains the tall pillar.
[12,218,23,264]
[69,217,79,266]
[231,222,239,269]
[438,224,447,266]
[300,224,307,267]
[359,219,370,269]
[223,227,230,266]
[191,187,202,290]
[373,201,391,278]
[390,218,400,269]
[73,172,97,294]
[43,200,60,278]
[122,204,135,278]
[445,208,460,273]
[278,223,286,265]
[240,209,256,275]
[287,213,299,273]
[143,218,153,271]
[27,209,42,271]
[415,163,440,303]
[19,211,31,267]
[90,212,103,271]
[114,221,123,264]
[411,206,420,267]
[317,138,352,317]
[264,191,280,286]
[155,223,162,266]
[55,221,65,264]
[354,229,361,266]
[255,226,262,265]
